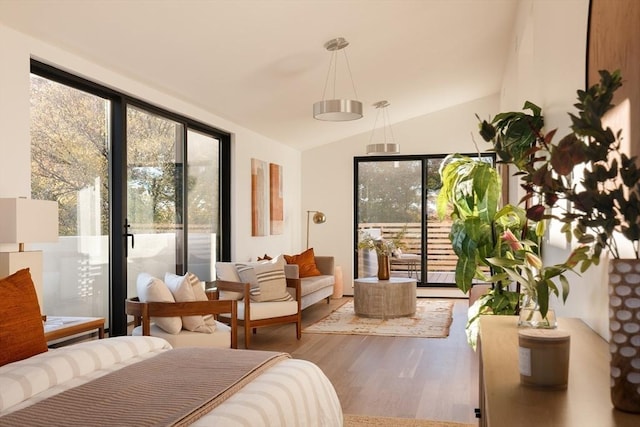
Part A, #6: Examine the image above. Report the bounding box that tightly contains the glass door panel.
[30,74,111,322]
[356,160,423,281]
[186,129,220,282]
[126,106,184,297]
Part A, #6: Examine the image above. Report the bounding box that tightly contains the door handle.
[124,219,134,257]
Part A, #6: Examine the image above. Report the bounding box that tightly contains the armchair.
[214,277,301,349]
[126,296,238,349]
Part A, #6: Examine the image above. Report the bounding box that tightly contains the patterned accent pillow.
[185,272,216,327]
[0,269,48,367]
[236,255,293,302]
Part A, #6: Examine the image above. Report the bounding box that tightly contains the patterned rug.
[343,414,475,427]
[303,299,454,338]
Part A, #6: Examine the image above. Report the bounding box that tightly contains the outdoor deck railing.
[358,221,457,273]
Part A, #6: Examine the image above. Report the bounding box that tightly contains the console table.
[353,277,416,318]
[479,316,639,426]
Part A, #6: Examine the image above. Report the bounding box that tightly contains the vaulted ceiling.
[0,0,518,150]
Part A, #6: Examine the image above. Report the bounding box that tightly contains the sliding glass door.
[355,154,494,287]
[30,62,230,335]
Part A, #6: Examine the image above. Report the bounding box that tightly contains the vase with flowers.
[358,229,405,280]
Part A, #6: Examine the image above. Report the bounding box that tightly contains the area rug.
[303,299,454,338]
[343,414,475,427]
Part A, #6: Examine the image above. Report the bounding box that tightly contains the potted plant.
[437,154,531,346]
[479,69,640,412]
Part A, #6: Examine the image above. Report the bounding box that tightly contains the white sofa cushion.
[215,262,244,300]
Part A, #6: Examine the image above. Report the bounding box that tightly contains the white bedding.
[0,336,343,426]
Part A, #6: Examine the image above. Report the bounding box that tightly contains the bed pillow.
[236,255,294,302]
[0,268,48,367]
[284,247,322,278]
[136,273,182,334]
[164,273,214,333]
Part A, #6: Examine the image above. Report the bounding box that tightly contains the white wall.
[0,23,301,263]
[498,0,610,337]
[301,94,500,294]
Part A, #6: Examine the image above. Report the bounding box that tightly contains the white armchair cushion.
[215,262,244,300]
[164,273,215,333]
[236,300,298,321]
[132,322,230,348]
[136,273,182,334]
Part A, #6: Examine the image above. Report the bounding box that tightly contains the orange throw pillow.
[284,248,322,278]
[0,268,48,367]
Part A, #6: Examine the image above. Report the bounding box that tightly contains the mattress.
[0,336,343,426]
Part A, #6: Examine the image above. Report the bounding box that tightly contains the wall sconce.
[0,198,59,311]
[306,210,326,249]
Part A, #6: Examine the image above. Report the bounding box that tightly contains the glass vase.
[518,293,557,329]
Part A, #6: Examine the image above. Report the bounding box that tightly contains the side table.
[353,277,416,318]
[44,316,105,344]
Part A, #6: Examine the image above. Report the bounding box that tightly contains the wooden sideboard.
[478,316,640,426]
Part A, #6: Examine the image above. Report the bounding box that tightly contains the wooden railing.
[358,221,457,272]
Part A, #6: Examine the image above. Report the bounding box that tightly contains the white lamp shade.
[0,198,59,244]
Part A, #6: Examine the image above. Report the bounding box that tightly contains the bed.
[0,268,342,426]
[0,336,343,426]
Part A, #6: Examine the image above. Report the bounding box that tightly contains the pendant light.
[313,37,363,121]
[366,100,400,154]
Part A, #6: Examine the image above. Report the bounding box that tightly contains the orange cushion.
[0,268,48,367]
[284,248,322,278]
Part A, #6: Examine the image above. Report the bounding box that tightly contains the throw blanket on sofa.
[0,347,289,427]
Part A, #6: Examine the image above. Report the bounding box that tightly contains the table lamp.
[0,198,59,311]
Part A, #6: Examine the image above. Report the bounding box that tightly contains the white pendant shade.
[313,99,363,121]
[313,37,363,121]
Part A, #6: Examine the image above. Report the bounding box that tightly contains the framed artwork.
[251,158,269,236]
[269,163,283,235]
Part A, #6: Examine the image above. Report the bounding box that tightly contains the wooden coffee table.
[353,277,417,318]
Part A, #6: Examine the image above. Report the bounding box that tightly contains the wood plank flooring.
[246,297,479,425]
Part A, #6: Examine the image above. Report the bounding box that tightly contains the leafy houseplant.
[437,154,531,343]
[478,70,636,264]
[478,69,640,412]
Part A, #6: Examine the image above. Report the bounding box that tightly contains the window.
[30,61,230,335]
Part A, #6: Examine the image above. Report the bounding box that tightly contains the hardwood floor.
[246,297,479,425]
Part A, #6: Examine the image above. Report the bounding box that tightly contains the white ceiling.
[0,0,518,151]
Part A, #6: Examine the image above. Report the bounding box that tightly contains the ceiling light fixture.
[313,37,363,121]
[366,100,400,154]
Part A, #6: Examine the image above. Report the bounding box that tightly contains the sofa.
[284,255,335,310]
[215,255,335,311]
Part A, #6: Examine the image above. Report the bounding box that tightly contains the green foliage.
[480,70,637,261]
[358,161,423,223]
[437,154,529,294]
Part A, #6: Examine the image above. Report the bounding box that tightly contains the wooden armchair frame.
[125,296,238,349]
[214,278,302,349]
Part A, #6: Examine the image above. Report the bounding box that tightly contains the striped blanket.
[0,345,288,426]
